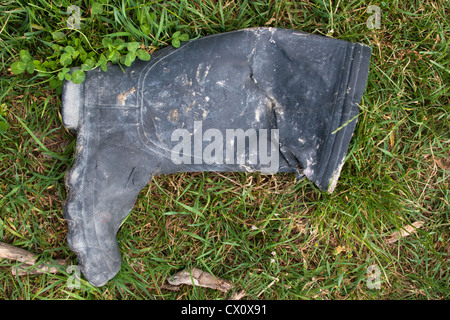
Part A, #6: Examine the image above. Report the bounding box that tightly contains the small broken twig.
[0,241,38,264]
[228,289,246,300]
[11,260,67,276]
[257,277,279,298]
[0,241,67,275]
[160,283,181,291]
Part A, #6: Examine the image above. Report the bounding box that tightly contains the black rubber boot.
[62,27,371,286]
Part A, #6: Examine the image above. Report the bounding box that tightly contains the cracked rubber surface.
[62,27,371,286]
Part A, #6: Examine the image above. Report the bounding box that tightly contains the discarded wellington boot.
[62,27,371,286]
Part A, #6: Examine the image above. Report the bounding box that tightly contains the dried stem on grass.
[0,241,67,276]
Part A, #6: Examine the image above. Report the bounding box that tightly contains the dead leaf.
[334,245,346,255]
[385,221,424,244]
[166,267,233,293]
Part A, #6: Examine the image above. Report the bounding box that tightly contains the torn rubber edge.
[315,43,371,193]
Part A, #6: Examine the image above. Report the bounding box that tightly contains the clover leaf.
[171,31,189,48]
[10,50,35,75]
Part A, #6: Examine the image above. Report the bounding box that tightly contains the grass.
[0,0,448,300]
